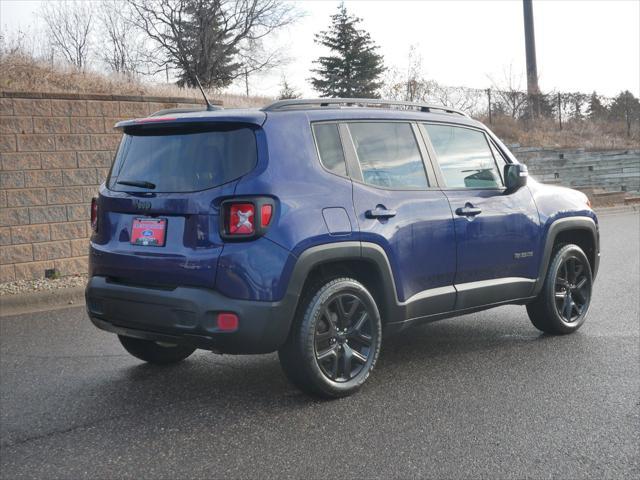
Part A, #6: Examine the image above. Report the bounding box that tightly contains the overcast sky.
[1,0,638,98]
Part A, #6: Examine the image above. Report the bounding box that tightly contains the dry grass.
[2,53,638,148]
[481,114,640,150]
[0,52,271,108]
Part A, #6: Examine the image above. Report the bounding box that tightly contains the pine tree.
[178,0,239,88]
[609,90,640,137]
[609,91,640,121]
[278,76,301,100]
[586,91,608,121]
[310,3,385,98]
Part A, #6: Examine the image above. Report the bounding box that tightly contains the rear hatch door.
[91,119,261,289]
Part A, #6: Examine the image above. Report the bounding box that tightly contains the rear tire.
[118,335,196,365]
[278,277,382,398]
[527,244,593,334]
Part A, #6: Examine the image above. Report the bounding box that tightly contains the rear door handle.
[365,208,397,219]
[455,204,482,217]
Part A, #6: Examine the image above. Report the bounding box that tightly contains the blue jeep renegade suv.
[86,98,599,398]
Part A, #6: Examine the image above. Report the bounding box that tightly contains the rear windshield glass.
[108,125,257,193]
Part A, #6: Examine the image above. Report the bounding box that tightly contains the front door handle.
[455,204,482,217]
[365,207,397,219]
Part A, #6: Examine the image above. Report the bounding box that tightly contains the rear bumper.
[85,276,296,354]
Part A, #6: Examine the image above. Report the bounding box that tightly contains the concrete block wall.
[1,92,210,282]
[512,147,640,194]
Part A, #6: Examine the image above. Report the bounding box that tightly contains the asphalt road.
[1,211,638,480]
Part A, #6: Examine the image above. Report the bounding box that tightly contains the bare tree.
[40,0,93,70]
[404,44,424,102]
[127,0,299,88]
[488,65,528,118]
[238,37,288,96]
[429,84,483,114]
[98,0,148,77]
[565,92,588,120]
[382,45,436,102]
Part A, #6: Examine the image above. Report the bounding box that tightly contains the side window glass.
[313,123,347,176]
[348,122,428,189]
[489,141,507,182]
[424,124,503,188]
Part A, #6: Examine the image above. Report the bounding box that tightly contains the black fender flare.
[532,216,600,297]
[281,241,402,324]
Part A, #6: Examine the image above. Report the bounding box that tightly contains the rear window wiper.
[116,180,156,189]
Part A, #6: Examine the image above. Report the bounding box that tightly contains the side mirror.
[504,163,528,191]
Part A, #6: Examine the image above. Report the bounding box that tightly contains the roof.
[113,98,482,130]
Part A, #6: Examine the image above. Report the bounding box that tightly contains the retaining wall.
[0,92,208,282]
[512,146,640,194]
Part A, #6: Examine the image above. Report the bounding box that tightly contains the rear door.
[91,123,259,289]
[420,123,541,309]
[345,121,457,317]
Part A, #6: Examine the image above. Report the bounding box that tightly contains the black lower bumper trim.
[86,276,297,354]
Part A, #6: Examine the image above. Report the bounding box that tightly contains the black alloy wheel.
[554,255,590,323]
[527,243,593,334]
[314,292,375,382]
[278,277,382,398]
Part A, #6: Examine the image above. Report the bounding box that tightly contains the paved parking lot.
[1,211,638,479]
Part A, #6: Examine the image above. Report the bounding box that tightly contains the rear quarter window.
[108,125,257,193]
[313,123,347,176]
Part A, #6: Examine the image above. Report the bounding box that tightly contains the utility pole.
[523,0,540,118]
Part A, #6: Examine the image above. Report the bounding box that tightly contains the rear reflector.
[228,203,255,235]
[217,313,239,332]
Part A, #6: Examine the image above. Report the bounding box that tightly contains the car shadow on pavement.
[95,312,560,409]
[0,308,584,450]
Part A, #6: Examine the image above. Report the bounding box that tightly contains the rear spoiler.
[114,110,267,130]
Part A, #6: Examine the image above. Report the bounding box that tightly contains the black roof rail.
[261,98,469,117]
[149,107,208,117]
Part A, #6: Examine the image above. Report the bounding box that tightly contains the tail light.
[261,204,273,227]
[229,203,255,235]
[91,197,99,232]
[221,197,274,240]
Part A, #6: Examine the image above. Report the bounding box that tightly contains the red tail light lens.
[228,203,255,235]
[91,197,99,232]
[261,204,273,227]
[221,197,275,241]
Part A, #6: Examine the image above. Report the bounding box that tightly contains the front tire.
[278,278,382,398]
[527,244,593,334]
[118,335,196,365]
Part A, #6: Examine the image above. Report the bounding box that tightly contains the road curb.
[595,205,639,216]
[0,286,86,317]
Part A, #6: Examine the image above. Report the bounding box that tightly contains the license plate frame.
[131,218,167,247]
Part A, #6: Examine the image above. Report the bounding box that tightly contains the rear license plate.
[131,218,167,247]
